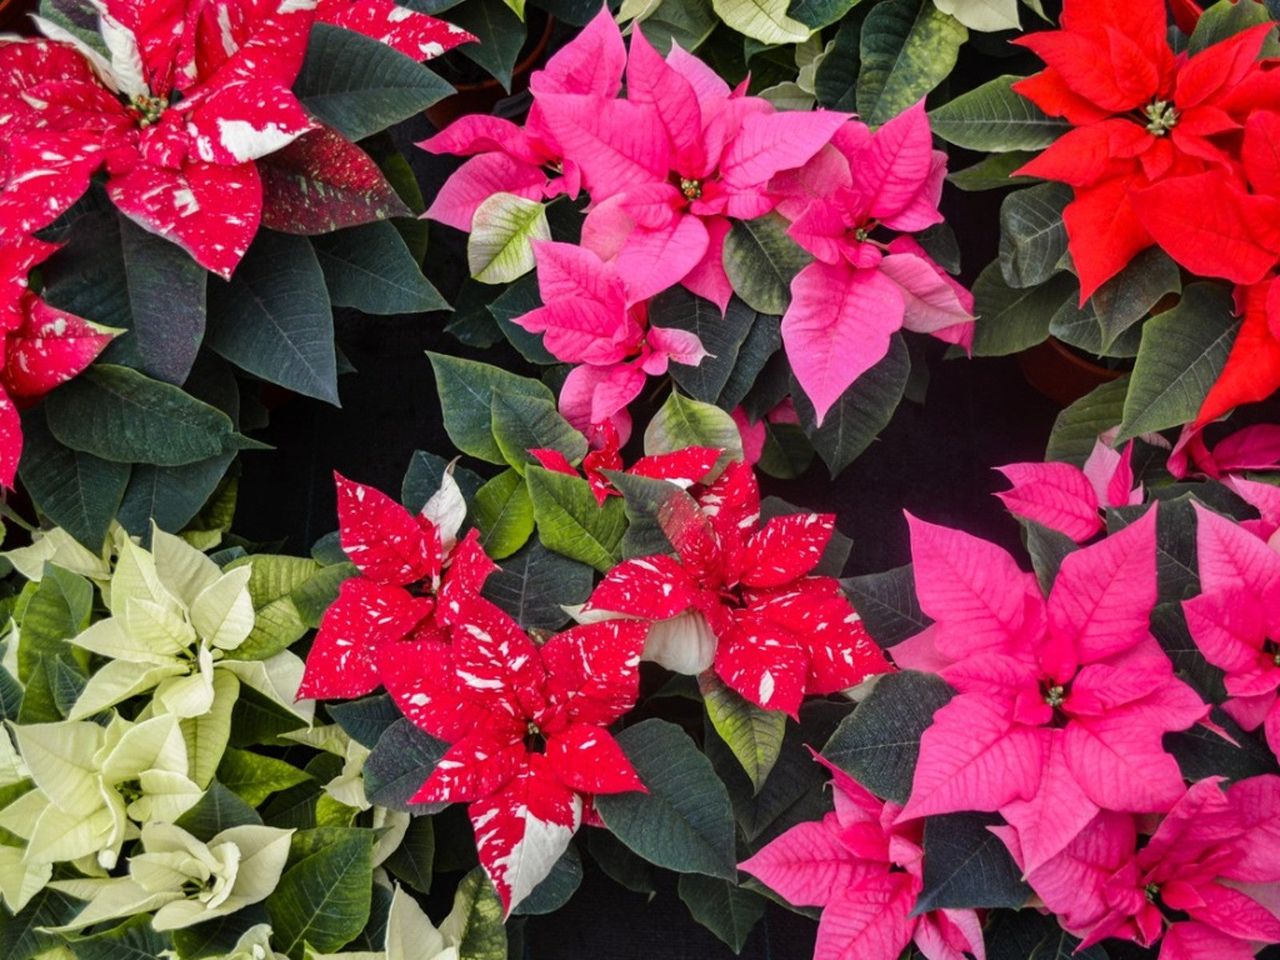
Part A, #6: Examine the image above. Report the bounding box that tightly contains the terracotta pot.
[1018,336,1123,407]
[0,0,39,34]
[424,14,556,130]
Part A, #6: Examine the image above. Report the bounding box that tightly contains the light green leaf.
[467,193,550,284]
[180,671,240,788]
[472,469,535,561]
[644,392,743,465]
[490,390,587,474]
[266,828,376,959]
[711,0,812,43]
[930,74,1069,151]
[857,0,967,125]
[525,467,627,572]
[217,748,312,807]
[998,182,1072,289]
[933,0,1018,31]
[1117,284,1238,442]
[700,673,786,794]
[428,353,555,464]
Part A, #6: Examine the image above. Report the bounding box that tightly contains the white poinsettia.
[0,728,48,913]
[47,821,293,932]
[2,526,113,584]
[313,885,472,960]
[66,527,312,724]
[283,725,408,866]
[0,713,202,871]
[161,923,288,960]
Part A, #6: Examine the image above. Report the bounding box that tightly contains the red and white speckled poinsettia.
[312,0,475,61]
[381,594,649,914]
[583,460,892,716]
[297,471,497,701]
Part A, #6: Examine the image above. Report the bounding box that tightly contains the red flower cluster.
[584,461,892,715]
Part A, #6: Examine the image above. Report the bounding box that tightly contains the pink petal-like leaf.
[995,460,1102,543]
[814,872,918,960]
[424,152,547,231]
[740,814,867,909]
[534,94,669,201]
[721,109,850,189]
[529,6,626,98]
[999,728,1099,874]
[1194,501,1280,596]
[1063,707,1189,811]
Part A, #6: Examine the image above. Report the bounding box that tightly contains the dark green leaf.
[116,453,238,540]
[916,812,1031,913]
[652,289,764,404]
[971,266,1076,356]
[266,828,376,958]
[814,17,862,110]
[400,450,484,513]
[490,390,587,474]
[585,830,655,896]
[384,816,435,894]
[480,540,593,630]
[329,694,402,750]
[364,718,449,813]
[1166,706,1280,783]
[1046,376,1131,466]
[998,183,1072,289]
[1189,0,1280,54]
[840,564,930,648]
[313,221,446,314]
[175,782,265,842]
[451,0,525,90]
[857,0,967,125]
[1150,602,1227,703]
[678,874,766,953]
[983,909,1109,960]
[428,353,555,464]
[1023,520,1077,593]
[948,152,1037,191]
[930,74,1069,151]
[0,887,82,960]
[512,844,582,916]
[70,916,171,960]
[723,214,810,315]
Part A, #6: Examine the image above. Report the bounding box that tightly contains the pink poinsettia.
[583,461,892,715]
[1182,502,1280,760]
[996,435,1142,543]
[1,1,319,278]
[894,509,1207,872]
[772,103,975,422]
[297,472,496,701]
[381,594,649,914]
[996,776,1280,959]
[742,753,985,960]
[511,240,708,441]
[559,22,850,310]
[530,419,720,505]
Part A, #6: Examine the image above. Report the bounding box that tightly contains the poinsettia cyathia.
[894,508,1207,872]
[381,593,649,914]
[298,470,496,700]
[584,460,892,715]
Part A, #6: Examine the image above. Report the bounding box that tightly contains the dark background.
[235,42,1061,960]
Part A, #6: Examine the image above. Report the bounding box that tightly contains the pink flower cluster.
[745,498,1280,960]
[424,6,974,434]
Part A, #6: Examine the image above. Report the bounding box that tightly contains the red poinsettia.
[297,472,496,700]
[381,595,648,914]
[1012,0,1280,298]
[530,420,721,505]
[583,461,892,715]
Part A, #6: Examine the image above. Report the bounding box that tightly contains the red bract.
[1182,503,1280,760]
[530,420,720,505]
[1012,0,1280,298]
[583,461,892,715]
[742,753,984,960]
[895,509,1207,872]
[381,595,648,914]
[996,776,1280,959]
[313,0,474,60]
[297,472,497,700]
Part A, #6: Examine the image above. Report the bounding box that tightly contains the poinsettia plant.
[0,0,470,550]
[427,4,976,476]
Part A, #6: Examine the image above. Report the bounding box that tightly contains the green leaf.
[216,748,312,807]
[363,718,449,813]
[467,193,551,284]
[840,564,929,648]
[710,0,812,43]
[1088,248,1183,352]
[1151,602,1226,703]
[1023,520,1078,593]
[701,673,786,794]
[1189,0,1280,55]
[718,314,783,411]
[180,672,239,788]
[69,915,171,960]
[970,265,1076,356]
[1167,705,1280,783]
[428,353,555,464]
[790,334,910,476]
[480,540,593,630]
[998,182,1072,289]
[486,274,558,364]
[473,468,536,560]
[1117,283,1238,441]
[444,869,506,960]
[586,830,655,896]
[1049,295,1142,360]
[677,874,766,953]
[650,289,766,404]
[930,74,1069,151]
[916,812,1031,913]
[722,214,810,315]
[116,453,238,540]
[644,391,744,465]
[266,827,376,959]
[512,844,583,916]
[18,409,128,550]
[313,221,447,315]
[594,718,737,879]
[44,365,241,466]
[0,886,82,960]
[328,694,402,750]
[605,471,685,559]
[118,213,207,384]
[525,466,626,572]
[450,0,526,90]
[983,909,1108,960]
[292,562,357,629]
[384,816,435,894]
[948,151,1037,191]
[295,24,453,141]
[36,0,108,56]
[225,555,320,662]
[814,17,862,110]
[788,0,859,29]
[1046,376,1132,466]
[206,231,337,405]
[490,390,587,474]
[823,671,954,804]
[633,0,718,51]
[857,0,967,125]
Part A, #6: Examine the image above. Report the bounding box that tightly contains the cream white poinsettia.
[66,527,312,724]
[0,713,202,871]
[162,923,288,960]
[313,884,477,960]
[283,725,409,866]
[47,821,293,932]
[2,526,113,585]
[0,728,49,913]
